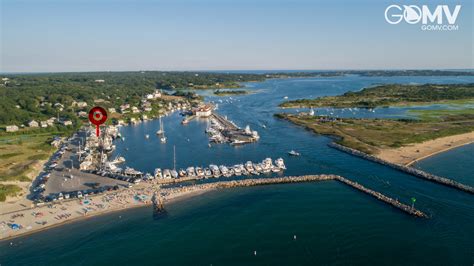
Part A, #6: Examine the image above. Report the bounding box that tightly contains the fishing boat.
[288,150,300,156]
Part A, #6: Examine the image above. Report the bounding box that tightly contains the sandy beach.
[376,131,474,166]
[0,175,337,241]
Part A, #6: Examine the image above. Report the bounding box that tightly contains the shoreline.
[1,174,429,241]
[376,131,474,166]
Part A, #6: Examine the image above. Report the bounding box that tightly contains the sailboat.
[309,107,315,116]
[156,117,164,135]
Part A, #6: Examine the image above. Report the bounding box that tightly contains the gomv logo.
[385,5,461,25]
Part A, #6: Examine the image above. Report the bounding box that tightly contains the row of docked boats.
[152,158,286,180]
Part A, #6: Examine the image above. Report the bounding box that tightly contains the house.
[108,108,116,114]
[28,120,39,128]
[194,104,213,117]
[51,138,62,147]
[120,104,130,113]
[95,79,105,83]
[146,94,154,100]
[76,102,88,108]
[131,106,140,114]
[40,121,48,128]
[77,111,88,118]
[6,125,19,132]
[130,117,138,124]
[142,115,148,121]
[62,120,73,126]
[143,107,152,112]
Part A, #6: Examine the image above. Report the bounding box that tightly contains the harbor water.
[1,75,473,265]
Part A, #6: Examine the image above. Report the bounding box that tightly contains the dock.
[207,112,259,145]
[329,142,474,195]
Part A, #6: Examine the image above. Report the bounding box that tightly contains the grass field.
[276,112,474,154]
[0,184,22,202]
[0,133,55,183]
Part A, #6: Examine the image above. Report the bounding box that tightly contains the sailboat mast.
[173,145,176,170]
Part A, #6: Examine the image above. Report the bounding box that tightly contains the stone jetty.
[160,175,428,218]
[329,142,474,195]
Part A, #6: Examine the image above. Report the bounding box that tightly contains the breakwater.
[161,175,427,218]
[328,142,474,195]
[334,176,428,218]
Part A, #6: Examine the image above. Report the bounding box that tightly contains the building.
[6,125,19,132]
[62,120,73,126]
[131,106,140,114]
[95,79,105,83]
[108,108,116,114]
[76,102,88,108]
[40,121,48,128]
[77,111,88,118]
[195,104,213,117]
[28,120,39,128]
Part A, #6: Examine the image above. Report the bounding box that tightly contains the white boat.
[204,168,212,178]
[110,156,126,165]
[283,96,288,99]
[162,169,172,179]
[219,165,231,177]
[195,167,205,178]
[275,158,286,170]
[179,169,187,177]
[145,134,150,139]
[309,108,315,116]
[233,165,242,176]
[210,164,221,178]
[170,170,178,179]
[154,168,162,179]
[262,158,273,173]
[186,167,196,177]
[245,161,255,173]
[288,150,300,156]
[253,163,263,173]
[156,117,165,135]
[160,136,167,143]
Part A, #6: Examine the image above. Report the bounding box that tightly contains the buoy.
[254,250,257,256]
[294,235,297,240]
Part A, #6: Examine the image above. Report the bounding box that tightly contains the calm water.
[1,75,473,265]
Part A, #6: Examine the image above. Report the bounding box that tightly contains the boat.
[145,134,150,139]
[204,168,212,178]
[154,168,162,179]
[253,163,263,173]
[233,165,242,176]
[262,158,273,173]
[288,150,300,156]
[179,169,187,177]
[186,167,196,177]
[195,167,204,178]
[283,96,288,99]
[162,169,172,179]
[145,173,153,180]
[219,165,231,177]
[170,170,178,179]
[160,136,167,143]
[156,117,165,135]
[210,165,221,178]
[245,161,255,173]
[309,108,315,116]
[110,156,126,165]
[275,158,286,170]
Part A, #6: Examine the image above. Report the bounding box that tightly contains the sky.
[0,0,473,72]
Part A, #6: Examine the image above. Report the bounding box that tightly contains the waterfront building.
[195,104,213,117]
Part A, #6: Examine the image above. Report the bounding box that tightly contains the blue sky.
[1,0,472,72]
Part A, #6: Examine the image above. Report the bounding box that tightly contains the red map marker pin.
[88,106,108,137]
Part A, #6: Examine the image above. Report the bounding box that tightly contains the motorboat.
[288,150,300,156]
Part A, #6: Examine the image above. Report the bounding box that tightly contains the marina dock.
[329,142,474,195]
[207,113,260,145]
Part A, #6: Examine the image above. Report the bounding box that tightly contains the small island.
[279,83,474,108]
[213,89,250,96]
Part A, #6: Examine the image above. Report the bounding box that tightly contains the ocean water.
[1,75,473,265]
